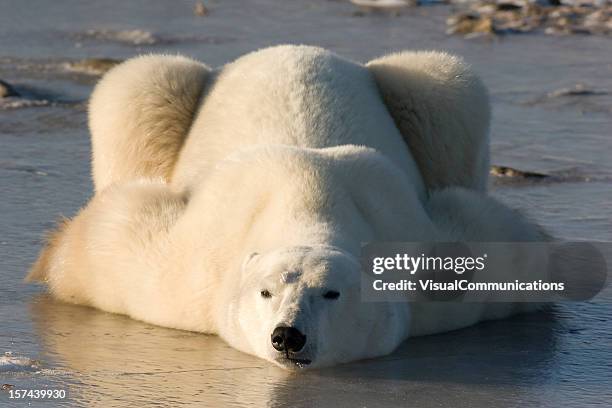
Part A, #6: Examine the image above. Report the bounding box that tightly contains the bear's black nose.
[271,326,306,353]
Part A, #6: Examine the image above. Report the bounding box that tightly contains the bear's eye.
[260,289,272,299]
[323,290,340,300]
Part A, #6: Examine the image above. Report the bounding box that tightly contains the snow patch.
[0,353,41,373]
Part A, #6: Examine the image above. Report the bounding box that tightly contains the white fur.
[368,51,491,192]
[30,45,545,369]
[89,54,211,192]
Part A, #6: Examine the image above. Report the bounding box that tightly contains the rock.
[0,79,19,98]
[65,58,123,75]
[547,83,608,98]
[497,3,523,11]
[523,83,610,113]
[194,1,209,16]
[447,1,612,37]
[490,165,549,179]
[350,0,415,8]
[447,13,496,36]
[350,0,416,14]
[80,29,160,46]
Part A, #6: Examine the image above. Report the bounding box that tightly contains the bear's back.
[171,45,424,198]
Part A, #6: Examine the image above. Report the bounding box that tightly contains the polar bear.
[29,45,545,369]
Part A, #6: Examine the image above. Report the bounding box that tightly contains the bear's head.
[223,245,410,369]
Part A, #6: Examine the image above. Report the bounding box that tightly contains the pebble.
[0,79,19,98]
[350,0,417,15]
[194,1,209,16]
[446,13,496,35]
[490,165,550,179]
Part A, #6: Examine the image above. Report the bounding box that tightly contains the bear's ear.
[367,51,491,192]
[26,217,70,283]
[242,252,259,268]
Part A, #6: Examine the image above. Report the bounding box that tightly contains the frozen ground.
[0,0,611,407]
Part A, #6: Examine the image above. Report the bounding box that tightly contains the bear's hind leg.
[89,55,212,192]
[367,52,491,193]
